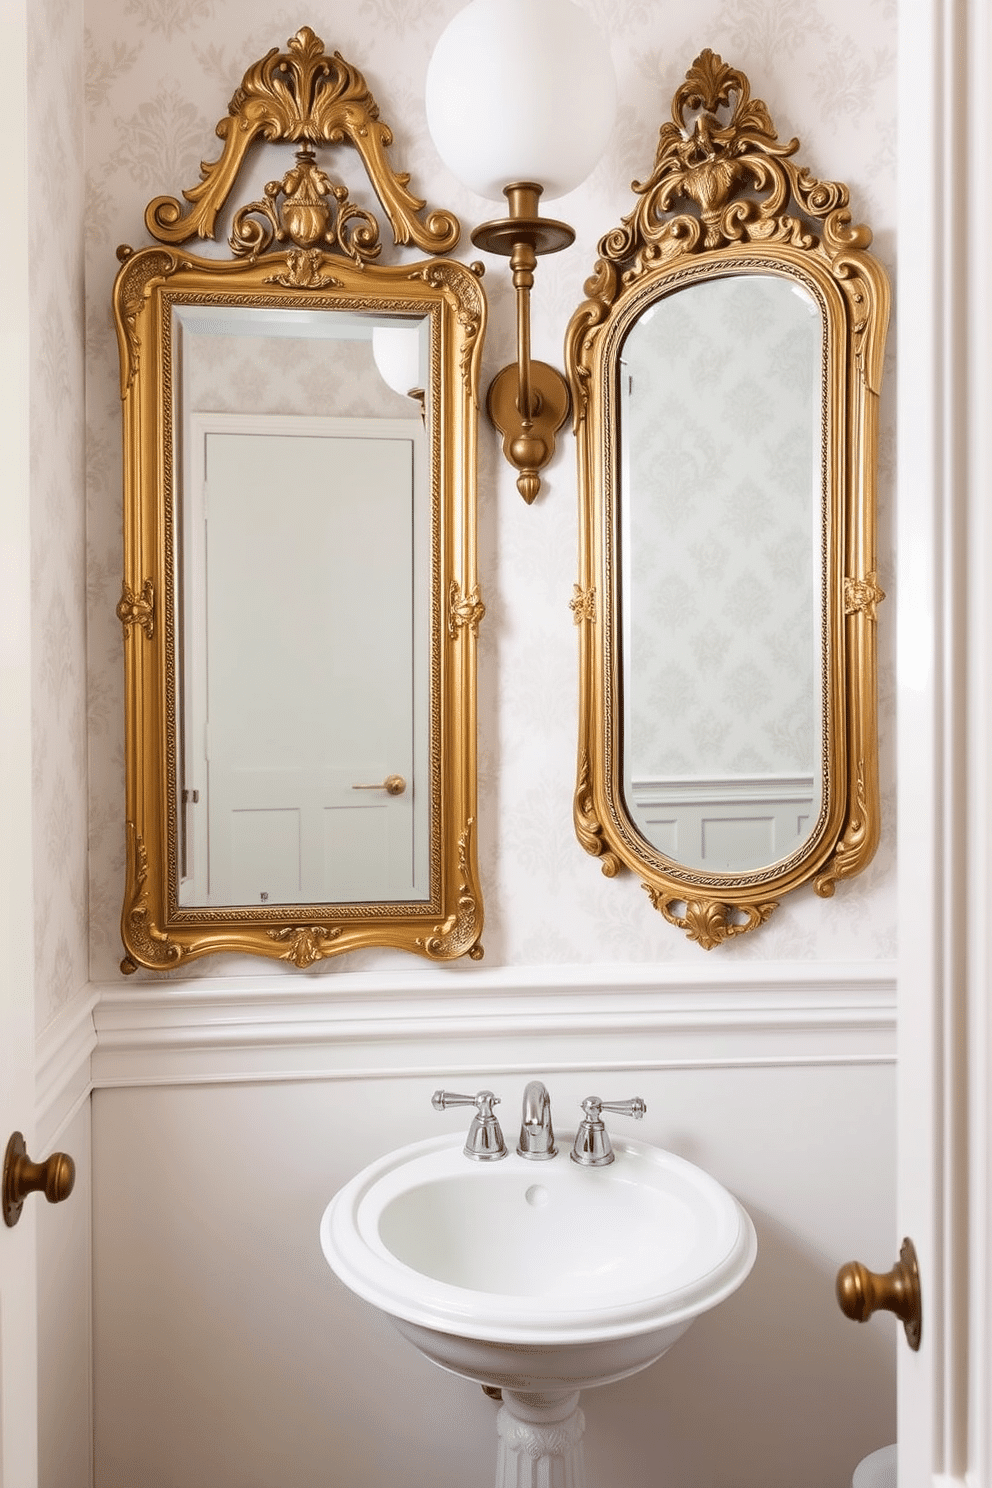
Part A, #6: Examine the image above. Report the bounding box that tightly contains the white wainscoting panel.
[90,962,895,1089]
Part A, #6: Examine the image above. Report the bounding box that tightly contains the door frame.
[0,1,40,1482]
[897,0,992,1480]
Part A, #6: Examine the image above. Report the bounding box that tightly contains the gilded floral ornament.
[570,585,595,624]
[267,924,343,967]
[845,573,886,621]
[117,578,155,639]
[448,580,486,639]
[231,144,381,270]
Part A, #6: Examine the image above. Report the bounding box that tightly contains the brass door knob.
[351,774,406,796]
[3,1131,76,1229]
[836,1236,921,1351]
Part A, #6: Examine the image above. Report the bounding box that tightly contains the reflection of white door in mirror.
[619,274,824,873]
[179,415,429,907]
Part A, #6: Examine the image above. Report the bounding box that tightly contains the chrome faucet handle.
[570,1095,646,1167]
[517,1080,556,1160]
[432,1089,507,1161]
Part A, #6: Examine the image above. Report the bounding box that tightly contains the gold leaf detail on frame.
[417,821,484,960]
[815,759,873,898]
[573,750,621,877]
[844,573,886,621]
[414,261,485,384]
[262,249,343,290]
[232,145,381,269]
[448,580,486,639]
[649,891,778,949]
[267,924,343,967]
[115,248,177,390]
[121,823,183,974]
[570,585,595,624]
[117,578,155,639]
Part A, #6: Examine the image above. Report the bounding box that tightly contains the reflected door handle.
[3,1132,76,1228]
[836,1236,921,1350]
[351,775,406,795]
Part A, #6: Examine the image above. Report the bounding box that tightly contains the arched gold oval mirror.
[566,50,889,949]
[114,29,487,971]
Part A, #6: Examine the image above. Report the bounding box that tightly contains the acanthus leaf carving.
[121,823,183,974]
[573,750,620,877]
[648,891,778,949]
[144,28,459,259]
[267,924,343,967]
[417,820,484,960]
[115,247,178,391]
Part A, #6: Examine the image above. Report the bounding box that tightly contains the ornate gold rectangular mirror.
[566,51,889,948]
[114,28,486,971]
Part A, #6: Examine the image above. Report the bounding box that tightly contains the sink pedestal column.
[495,1390,586,1488]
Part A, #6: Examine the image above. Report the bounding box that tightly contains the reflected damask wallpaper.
[83,0,896,979]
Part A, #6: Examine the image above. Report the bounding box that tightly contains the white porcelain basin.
[321,1131,756,1393]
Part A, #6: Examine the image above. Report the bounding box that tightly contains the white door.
[0,3,40,1477]
[182,416,429,906]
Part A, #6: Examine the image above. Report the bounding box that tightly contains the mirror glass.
[619,274,824,873]
[173,305,431,908]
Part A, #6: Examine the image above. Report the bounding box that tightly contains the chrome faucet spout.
[517,1080,556,1159]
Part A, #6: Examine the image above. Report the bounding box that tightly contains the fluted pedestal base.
[494,1390,586,1488]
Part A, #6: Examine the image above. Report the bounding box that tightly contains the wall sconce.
[425,0,616,503]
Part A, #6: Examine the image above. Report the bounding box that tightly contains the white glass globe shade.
[425,0,617,203]
[371,325,423,399]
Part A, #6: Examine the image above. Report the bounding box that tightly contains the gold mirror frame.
[565,51,890,949]
[114,28,486,972]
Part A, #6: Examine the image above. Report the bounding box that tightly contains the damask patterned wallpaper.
[31,0,88,1032]
[83,0,896,977]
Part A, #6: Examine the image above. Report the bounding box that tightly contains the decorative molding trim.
[35,988,99,1149]
[89,963,895,1090]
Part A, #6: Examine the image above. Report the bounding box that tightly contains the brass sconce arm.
[471,183,573,503]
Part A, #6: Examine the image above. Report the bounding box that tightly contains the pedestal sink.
[321,1129,756,1487]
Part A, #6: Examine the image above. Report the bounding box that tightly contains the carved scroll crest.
[566,48,887,421]
[144,27,460,264]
